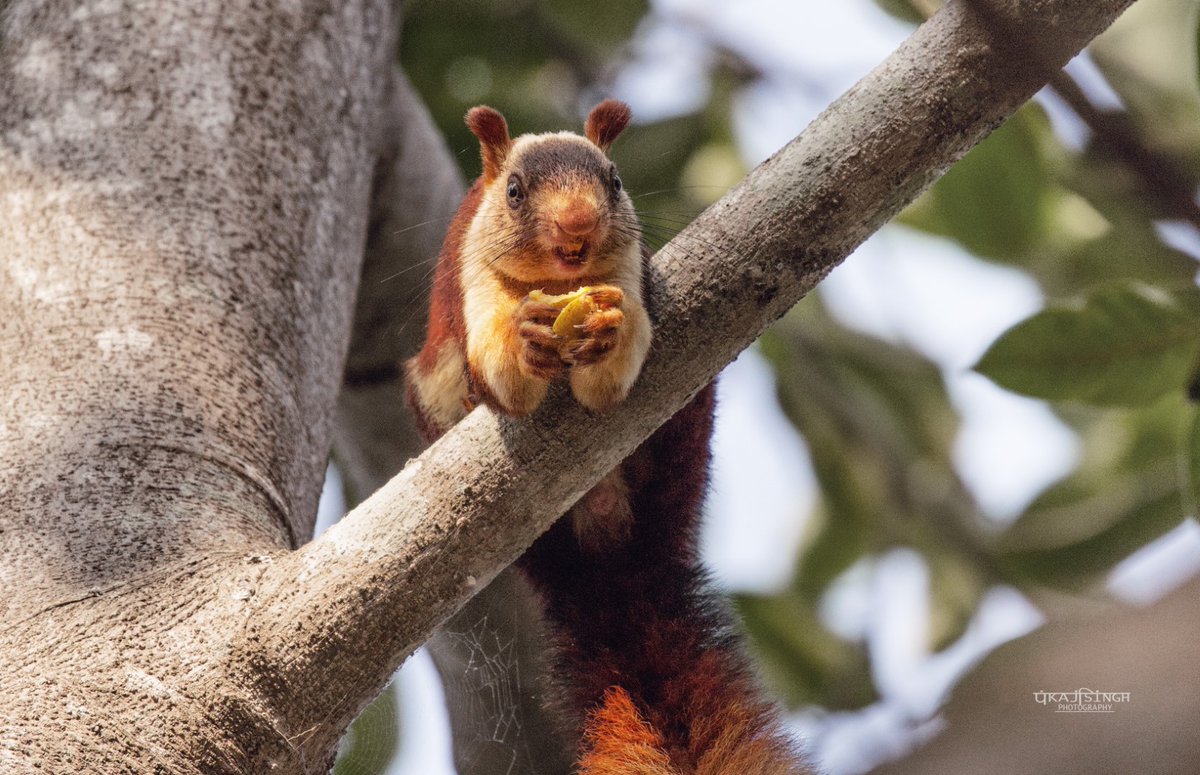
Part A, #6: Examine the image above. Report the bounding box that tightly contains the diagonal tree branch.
[254,0,1139,729]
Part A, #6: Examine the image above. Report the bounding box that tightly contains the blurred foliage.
[752,0,1200,690]
[870,0,930,25]
[901,107,1061,263]
[353,0,1200,770]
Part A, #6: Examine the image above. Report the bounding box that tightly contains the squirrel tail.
[518,385,813,774]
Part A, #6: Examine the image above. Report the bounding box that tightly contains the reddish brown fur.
[414,181,477,376]
[585,99,633,153]
[579,688,676,775]
[405,180,480,437]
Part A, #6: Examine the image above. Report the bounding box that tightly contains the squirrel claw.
[568,335,616,366]
[567,307,623,366]
[519,299,562,326]
[518,305,567,381]
[523,349,565,381]
[520,335,566,380]
[586,286,624,308]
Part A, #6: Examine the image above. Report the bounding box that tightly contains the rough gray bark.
[0,0,1145,772]
[0,0,394,771]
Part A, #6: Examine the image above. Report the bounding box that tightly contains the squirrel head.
[463,100,638,284]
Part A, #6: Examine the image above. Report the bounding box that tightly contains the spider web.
[331,613,538,775]
[438,611,540,775]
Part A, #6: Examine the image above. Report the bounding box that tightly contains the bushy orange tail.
[579,688,677,775]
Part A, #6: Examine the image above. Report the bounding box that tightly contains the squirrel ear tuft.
[466,106,512,181]
[584,99,631,154]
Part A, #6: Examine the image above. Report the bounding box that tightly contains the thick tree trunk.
[0,0,1144,772]
[0,0,394,771]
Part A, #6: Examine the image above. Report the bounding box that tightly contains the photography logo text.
[1033,688,1130,713]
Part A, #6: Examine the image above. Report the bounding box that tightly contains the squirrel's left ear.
[584,99,631,154]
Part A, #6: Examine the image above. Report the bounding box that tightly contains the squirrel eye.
[612,174,623,194]
[506,177,524,206]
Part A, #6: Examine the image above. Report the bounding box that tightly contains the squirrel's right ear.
[584,99,632,154]
[466,106,512,182]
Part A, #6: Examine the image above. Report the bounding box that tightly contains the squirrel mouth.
[553,244,589,268]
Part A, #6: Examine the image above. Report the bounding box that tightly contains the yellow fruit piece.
[552,294,597,339]
[529,286,596,339]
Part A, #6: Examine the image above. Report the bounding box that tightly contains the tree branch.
[0,0,1146,769]
[260,0,1139,730]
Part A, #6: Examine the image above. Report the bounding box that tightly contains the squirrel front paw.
[517,298,568,381]
[568,308,623,365]
[567,287,624,366]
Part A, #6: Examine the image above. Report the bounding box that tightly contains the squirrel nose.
[555,204,600,239]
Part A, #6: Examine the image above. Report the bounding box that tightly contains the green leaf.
[1036,222,1199,297]
[545,0,648,50]
[794,459,874,599]
[975,284,1200,406]
[998,395,1187,570]
[1195,2,1200,94]
[927,552,984,651]
[999,463,1176,554]
[869,0,925,24]
[761,302,968,598]
[735,592,876,710]
[996,395,1189,589]
[757,329,876,598]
